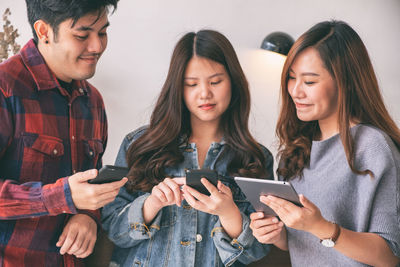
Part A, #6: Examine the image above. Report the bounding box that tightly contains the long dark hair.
[126,30,268,192]
[277,20,400,180]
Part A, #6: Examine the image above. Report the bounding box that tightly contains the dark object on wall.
[261,31,294,56]
[0,8,21,63]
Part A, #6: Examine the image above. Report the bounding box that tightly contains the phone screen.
[185,169,219,195]
[88,165,129,184]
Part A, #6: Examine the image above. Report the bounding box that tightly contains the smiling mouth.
[199,104,216,110]
[79,55,100,64]
[295,103,312,109]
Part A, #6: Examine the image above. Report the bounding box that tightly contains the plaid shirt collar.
[20,39,89,96]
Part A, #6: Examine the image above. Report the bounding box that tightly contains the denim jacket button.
[196,234,203,242]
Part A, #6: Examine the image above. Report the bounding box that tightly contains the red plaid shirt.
[0,40,107,266]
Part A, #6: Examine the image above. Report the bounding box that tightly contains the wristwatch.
[320,222,341,247]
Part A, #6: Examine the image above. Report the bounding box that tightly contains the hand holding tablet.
[234,177,302,216]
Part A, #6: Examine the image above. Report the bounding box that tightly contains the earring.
[45,40,49,44]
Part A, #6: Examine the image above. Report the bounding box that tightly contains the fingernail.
[272,218,278,223]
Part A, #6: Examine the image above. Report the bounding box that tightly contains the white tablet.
[234,177,302,216]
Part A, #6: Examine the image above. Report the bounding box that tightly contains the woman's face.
[183,56,231,127]
[287,47,339,126]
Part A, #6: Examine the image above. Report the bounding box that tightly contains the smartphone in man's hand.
[88,165,129,184]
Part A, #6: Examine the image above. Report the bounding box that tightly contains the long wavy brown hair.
[126,30,269,192]
[277,20,400,180]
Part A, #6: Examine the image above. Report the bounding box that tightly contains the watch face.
[321,239,335,247]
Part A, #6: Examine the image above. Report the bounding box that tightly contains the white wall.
[2,0,400,167]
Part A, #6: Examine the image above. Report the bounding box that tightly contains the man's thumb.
[72,169,98,183]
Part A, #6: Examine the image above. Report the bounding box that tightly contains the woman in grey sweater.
[250,20,400,266]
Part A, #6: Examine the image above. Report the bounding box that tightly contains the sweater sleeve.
[354,128,400,258]
[365,137,400,257]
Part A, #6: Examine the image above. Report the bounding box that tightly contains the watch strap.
[320,222,341,244]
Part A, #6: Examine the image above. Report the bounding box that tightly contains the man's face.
[44,11,109,82]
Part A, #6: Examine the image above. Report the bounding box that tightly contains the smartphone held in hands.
[88,165,129,184]
[185,169,219,195]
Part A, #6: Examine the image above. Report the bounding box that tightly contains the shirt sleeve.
[0,177,77,219]
[0,83,77,219]
[211,146,274,265]
[211,211,270,266]
[102,133,162,248]
[102,188,163,248]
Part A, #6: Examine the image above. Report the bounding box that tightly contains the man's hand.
[68,169,128,210]
[56,214,97,258]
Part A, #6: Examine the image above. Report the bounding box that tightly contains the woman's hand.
[250,212,284,244]
[261,194,325,233]
[183,179,236,217]
[183,179,242,238]
[146,177,185,209]
[143,177,185,224]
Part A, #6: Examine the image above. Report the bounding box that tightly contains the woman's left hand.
[182,179,237,217]
[261,194,324,233]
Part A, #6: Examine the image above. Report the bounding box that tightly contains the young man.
[0,0,126,266]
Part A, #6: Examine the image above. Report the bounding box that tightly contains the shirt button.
[182,205,192,210]
[79,88,84,94]
[71,136,75,140]
[196,234,202,242]
[53,149,58,155]
[89,151,93,156]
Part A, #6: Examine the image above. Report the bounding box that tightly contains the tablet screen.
[234,177,301,216]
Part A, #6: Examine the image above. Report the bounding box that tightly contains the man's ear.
[33,19,52,44]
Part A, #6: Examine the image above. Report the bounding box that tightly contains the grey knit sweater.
[284,124,400,266]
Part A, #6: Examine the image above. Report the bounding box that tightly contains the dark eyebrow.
[301,72,320,77]
[75,21,110,32]
[184,73,225,80]
[209,73,224,79]
[289,68,319,77]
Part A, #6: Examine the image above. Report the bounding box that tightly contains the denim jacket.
[102,126,273,267]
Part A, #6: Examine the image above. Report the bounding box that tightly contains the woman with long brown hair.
[250,20,400,266]
[102,29,273,266]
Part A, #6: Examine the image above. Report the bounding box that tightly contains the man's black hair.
[25,0,119,42]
